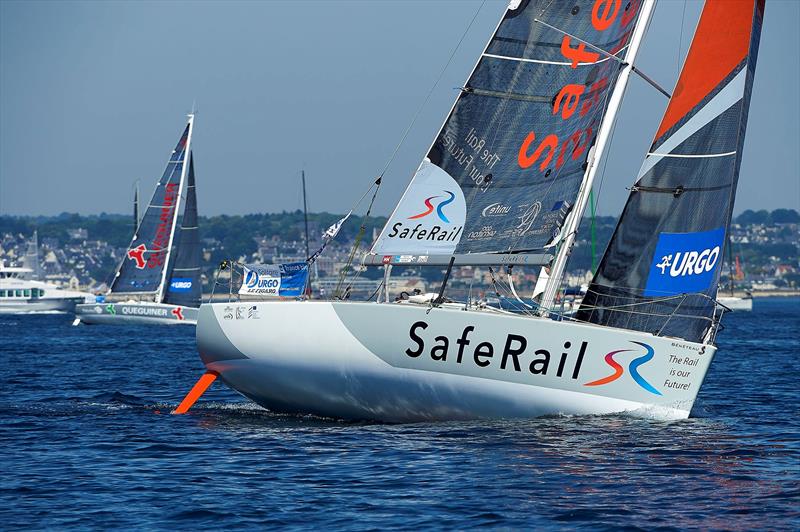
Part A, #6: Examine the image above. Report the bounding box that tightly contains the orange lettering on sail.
[579,77,609,117]
[518,132,558,171]
[560,36,600,69]
[553,84,586,120]
[592,0,621,31]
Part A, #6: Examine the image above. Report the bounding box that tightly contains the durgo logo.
[409,191,456,223]
[375,159,466,255]
[245,269,279,291]
[584,341,662,395]
[644,227,725,296]
[169,278,193,293]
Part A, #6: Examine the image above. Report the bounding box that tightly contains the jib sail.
[577,0,764,343]
[164,154,201,308]
[371,0,646,261]
[111,116,194,296]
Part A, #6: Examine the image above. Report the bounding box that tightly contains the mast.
[302,170,310,260]
[539,0,657,313]
[156,113,194,303]
[133,182,140,229]
[301,169,312,297]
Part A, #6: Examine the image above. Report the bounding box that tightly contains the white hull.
[75,302,198,325]
[196,301,716,422]
[0,296,86,314]
[718,296,753,311]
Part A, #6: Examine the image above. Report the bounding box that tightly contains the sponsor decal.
[644,227,725,296]
[239,263,308,297]
[105,304,116,315]
[467,225,497,241]
[516,202,542,235]
[395,255,415,264]
[382,255,393,265]
[409,191,455,223]
[169,278,193,293]
[121,305,168,317]
[517,0,637,176]
[584,341,662,395]
[386,222,462,244]
[481,202,512,218]
[405,321,587,381]
[374,160,466,255]
[171,307,184,320]
[147,183,179,269]
[417,255,429,263]
[127,244,147,269]
[247,305,260,319]
[223,306,234,320]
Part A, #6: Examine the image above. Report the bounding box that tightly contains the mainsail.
[577,0,764,342]
[164,154,202,308]
[371,0,646,262]
[110,116,194,297]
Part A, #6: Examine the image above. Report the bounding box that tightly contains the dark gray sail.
[577,0,764,342]
[164,154,202,308]
[372,0,644,258]
[110,121,190,294]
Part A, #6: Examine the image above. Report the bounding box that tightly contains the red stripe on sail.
[655,0,756,141]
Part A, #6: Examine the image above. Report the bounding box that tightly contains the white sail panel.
[371,160,467,256]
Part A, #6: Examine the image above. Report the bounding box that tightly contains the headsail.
[110,117,193,296]
[164,154,202,308]
[371,0,646,262]
[577,0,764,343]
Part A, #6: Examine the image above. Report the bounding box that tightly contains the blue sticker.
[169,278,193,293]
[644,227,725,297]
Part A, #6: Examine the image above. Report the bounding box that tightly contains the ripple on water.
[1,301,799,530]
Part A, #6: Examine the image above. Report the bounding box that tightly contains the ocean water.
[1,298,798,530]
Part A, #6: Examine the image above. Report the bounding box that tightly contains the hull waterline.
[0,296,86,314]
[196,301,716,422]
[75,302,197,325]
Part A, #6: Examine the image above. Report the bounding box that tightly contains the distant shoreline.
[749,290,800,298]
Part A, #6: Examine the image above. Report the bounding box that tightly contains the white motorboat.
[0,263,92,314]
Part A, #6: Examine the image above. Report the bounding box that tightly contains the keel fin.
[173,371,217,414]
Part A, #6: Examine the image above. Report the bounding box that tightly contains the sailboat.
[718,237,753,310]
[74,114,202,325]
[186,0,764,420]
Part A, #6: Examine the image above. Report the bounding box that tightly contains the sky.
[1,0,798,218]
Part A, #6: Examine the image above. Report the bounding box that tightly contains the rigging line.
[376,0,487,180]
[337,182,382,297]
[533,17,669,98]
[676,0,687,77]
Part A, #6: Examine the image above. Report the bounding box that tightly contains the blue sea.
[2,298,798,530]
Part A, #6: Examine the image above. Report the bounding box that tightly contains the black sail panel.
[164,154,202,308]
[577,0,764,343]
[371,0,644,257]
[111,121,190,294]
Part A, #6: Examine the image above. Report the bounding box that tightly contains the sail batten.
[577,0,764,343]
[371,0,647,260]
